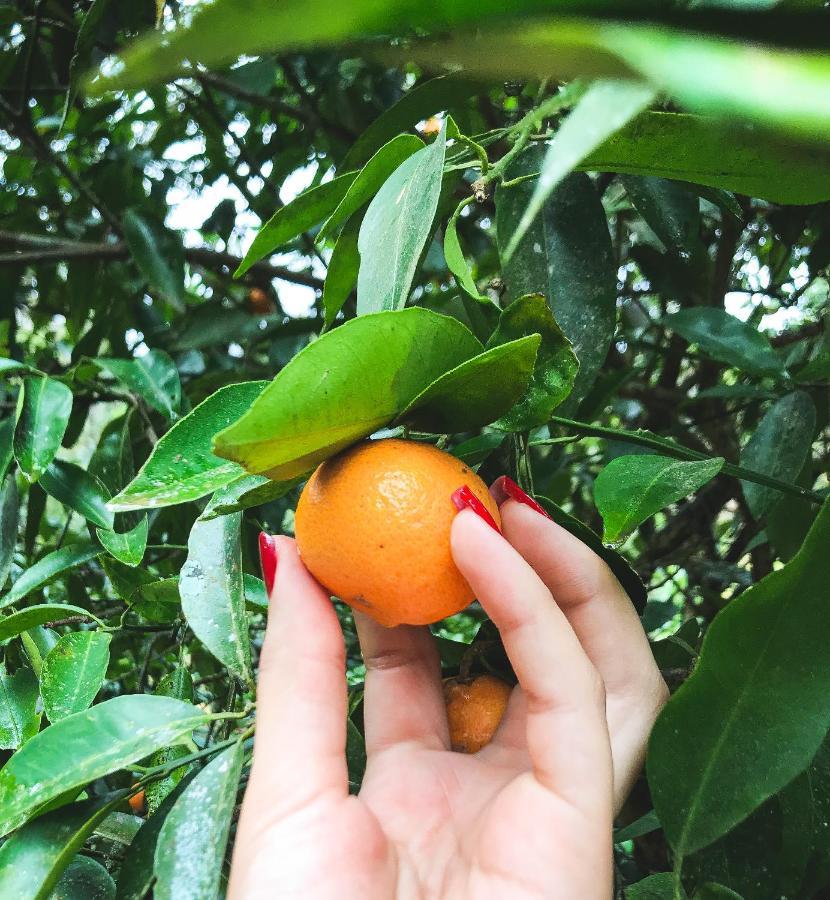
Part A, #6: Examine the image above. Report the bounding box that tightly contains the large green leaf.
[234,172,358,277]
[40,461,114,530]
[41,632,112,722]
[108,382,267,511]
[0,696,210,837]
[664,309,785,378]
[487,294,579,431]
[356,124,447,314]
[1,545,100,611]
[503,79,656,262]
[122,210,185,312]
[579,111,830,205]
[0,474,18,589]
[595,454,725,544]
[179,513,252,684]
[647,499,830,856]
[153,741,245,900]
[0,605,102,643]
[319,134,424,242]
[13,376,73,483]
[212,309,482,479]
[95,351,181,422]
[497,162,615,411]
[0,664,39,750]
[740,391,817,519]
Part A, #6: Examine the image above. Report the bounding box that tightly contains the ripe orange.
[128,788,146,816]
[444,674,512,753]
[294,438,500,626]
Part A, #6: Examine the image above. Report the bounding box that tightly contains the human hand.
[229,479,667,900]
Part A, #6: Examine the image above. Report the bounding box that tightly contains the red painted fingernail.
[258,532,278,596]
[451,485,500,533]
[498,475,552,520]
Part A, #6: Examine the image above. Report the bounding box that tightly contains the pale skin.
[229,492,669,900]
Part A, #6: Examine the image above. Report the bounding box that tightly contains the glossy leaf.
[201,474,300,520]
[497,161,616,411]
[89,413,135,496]
[153,742,245,900]
[122,209,185,311]
[648,500,830,855]
[96,516,149,567]
[213,309,482,479]
[596,454,724,544]
[740,391,816,519]
[179,513,252,684]
[0,695,210,837]
[13,376,73,483]
[0,474,18,589]
[145,666,194,816]
[95,351,181,422]
[40,460,114,530]
[319,134,424,241]
[41,632,112,722]
[622,176,702,259]
[664,309,785,378]
[1,544,100,611]
[235,172,357,277]
[488,294,579,431]
[626,873,681,899]
[0,664,39,750]
[503,79,656,262]
[356,123,446,314]
[51,855,116,900]
[109,382,267,511]
[0,604,102,643]
[322,211,362,327]
[397,337,540,433]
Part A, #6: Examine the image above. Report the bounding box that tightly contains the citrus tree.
[0,1,829,897]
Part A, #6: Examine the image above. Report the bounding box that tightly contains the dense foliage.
[0,1,829,897]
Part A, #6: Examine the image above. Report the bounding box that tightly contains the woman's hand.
[229,482,667,900]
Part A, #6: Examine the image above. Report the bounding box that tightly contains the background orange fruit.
[444,674,512,753]
[294,438,500,626]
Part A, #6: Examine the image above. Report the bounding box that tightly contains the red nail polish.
[258,532,278,596]
[451,485,500,533]
[498,475,552,520]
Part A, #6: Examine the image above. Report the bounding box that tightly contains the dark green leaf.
[51,855,116,900]
[346,718,367,792]
[615,809,661,843]
[622,176,702,259]
[0,474,18,589]
[97,517,149,567]
[0,663,39,750]
[95,351,181,422]
[648,500,830,855]
[322,211,361,328]
[122,210,185,311]
[89,414,135,497]
[1,545,100,611]
[14,376,73,483]
[444,200,500,330]
[109,382,267,511]
[626,873,684,899]
[145,668,195,816]
[356,123,447,314]
[0,416,15,481]
[41,632,112,722]
[201,474,300,520]
[40,461,114,530]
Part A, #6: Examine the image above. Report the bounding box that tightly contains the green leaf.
[647,499,830,856]
[0,695,210,837]
[235,173,357,277]
[61,0,114,132]
[596,455,724,544]
[322,211,362,328]
[342,74,477,169]
[614,809,660,843]
[0,474,18,589]
[356,123,447,314]
[396,336,540,433]
[41,632,112,722]
[200,474,300,520]
[451,432,507,467]
[487,294,579,431]
[740,391,817,519]
[212,308,482,479]
[95,351,181,422]
[0,416,15,481]
[179,513,252,684]
[319,134,424,242]
[153,741,245,900]
[536,497,647,611]
[626,873,683,899]
[0,605,102,643]
[692,886,743,900]
[579,111,830,206]
[108,382,267,511]
[1,545,100,611]
[0,664,39,750]
[96,517,149,567]
[622,175,702,259]
[122,210,185,312]
[444,200,501,329]
[14,376,73,483]
[664,309,785,378]
[503,79,656,262]
[40,461,114,530]
[51,855,115,900]
[346,719,367,792]
[497,162,616,412]
[89,413,135,496]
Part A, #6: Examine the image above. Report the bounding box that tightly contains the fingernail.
[451,485,500,532]
[497,475,552,520]
[258,532,278,596]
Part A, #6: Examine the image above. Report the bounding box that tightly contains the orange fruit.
[128,788,146,816]
[294,438,500,626]
[444,674,512,753]
[248,287,274,315]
